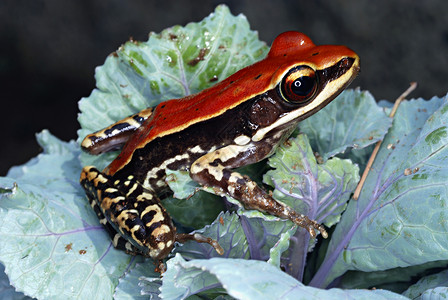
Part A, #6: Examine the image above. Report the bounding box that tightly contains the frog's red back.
[106,31,358,175]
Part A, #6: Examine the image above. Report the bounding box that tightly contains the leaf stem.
[352,82,417,200]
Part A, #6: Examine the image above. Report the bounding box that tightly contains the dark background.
[1,0,447,175]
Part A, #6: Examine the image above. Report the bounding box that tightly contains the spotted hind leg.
[80,166,223,261]
[80,166,177,260]
[86,189,141,254]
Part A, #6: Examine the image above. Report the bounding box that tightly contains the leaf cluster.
[1,5,448,300]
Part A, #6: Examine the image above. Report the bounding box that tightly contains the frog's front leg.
[81,107,153,155]
[190,143,328,238]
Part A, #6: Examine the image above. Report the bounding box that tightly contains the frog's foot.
[287,210,328,238]
[240,183,327,238]
[176,233,224,255]
[234,176,327,238]
[80,166,176,260]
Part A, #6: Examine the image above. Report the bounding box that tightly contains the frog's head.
[271,31,359,119]
[251,31,360,141]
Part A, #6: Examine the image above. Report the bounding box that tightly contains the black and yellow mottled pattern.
[80,166,176,259]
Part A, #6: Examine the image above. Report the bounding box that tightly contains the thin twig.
[352,82,418,200]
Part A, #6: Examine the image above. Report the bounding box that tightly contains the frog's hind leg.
[86,187,138,254]
[81,107,153,155]
[80,165,177,260]
[80,166,225,260]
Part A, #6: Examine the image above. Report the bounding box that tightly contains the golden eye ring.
[279,66,318,104]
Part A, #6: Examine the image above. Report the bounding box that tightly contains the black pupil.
[291,76,314,96]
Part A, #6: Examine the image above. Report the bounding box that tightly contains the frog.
[80,31,360,265]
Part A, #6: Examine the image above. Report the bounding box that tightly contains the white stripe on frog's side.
[143,153,190,187]
[190,143,253,182]
[213,144,253,163]
[189,145,205,153]
[190,145,217,154]
[142,145,217,188]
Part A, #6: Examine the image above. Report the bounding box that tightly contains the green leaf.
[310,95,448,288]
[114,262,160,300]
[139,276,162,300]
[175,211,297,266]
[264,134,359,279]
[265,134,359,228]
[175,212,250,260]
[160,254,225,299]
[267,227,295,268]
[420,287,448,300]
[339,260,446,291]
[7,130,81,191]
[299,89,392,160]
[161,254,408,299]
[163,170,225,229]
[402,269,448,299]
[0,131,137,299]
[240,216,298,262]
[77,4,268,170]
[165,169,200,199]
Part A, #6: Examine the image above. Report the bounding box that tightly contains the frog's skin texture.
[80,31,360,265]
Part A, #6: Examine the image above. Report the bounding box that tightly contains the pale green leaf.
[161,254,408,299]
[175,210,297,265]
[264,134,359,278]
[267,227,295,268]
[310,95,448,288]
[114,262,160,300]
[420,287,448,300]
[0,131,135,299]
[402,269,448,300]
[340,260,446,291]
[299,89,392,160]
[175,212,250,260]
[160,254,224,299]
[265,134,359,228]
[139,276,162,300]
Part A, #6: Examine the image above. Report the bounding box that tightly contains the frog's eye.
[279,66,318,104]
